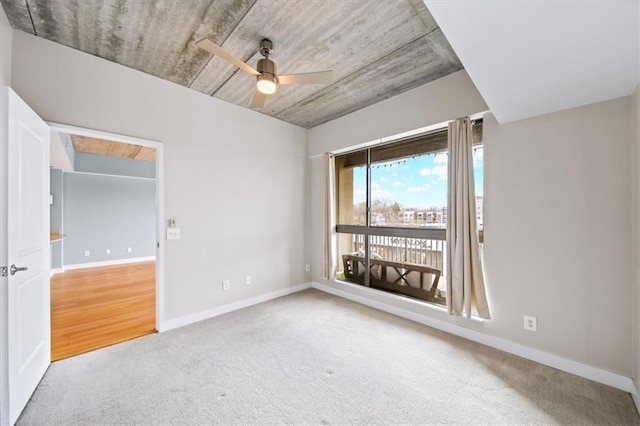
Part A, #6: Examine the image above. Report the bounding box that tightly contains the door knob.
[10,265,28,275]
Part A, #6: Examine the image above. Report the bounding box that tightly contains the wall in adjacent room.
[63,172,155,265]
[74,152,155,179]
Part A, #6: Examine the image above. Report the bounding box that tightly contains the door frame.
[47,123,166,333]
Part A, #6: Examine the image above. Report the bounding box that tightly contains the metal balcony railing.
[352,234,445,274]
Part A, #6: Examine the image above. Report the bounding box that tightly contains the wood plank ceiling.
[1,0,463,129]
[71,135,156,161]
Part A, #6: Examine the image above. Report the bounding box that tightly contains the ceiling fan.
[195,38,333,108]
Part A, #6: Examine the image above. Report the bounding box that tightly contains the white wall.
[633,83,640,394]
[484,98,631,376]
[309,71,633,376]
[0,6,11,86]
[634,0,640,395]
[308,70,488,156]
[11,31,309,322]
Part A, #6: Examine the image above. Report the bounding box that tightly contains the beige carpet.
[18,289,640,425]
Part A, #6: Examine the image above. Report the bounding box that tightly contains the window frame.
[333,121,483,297]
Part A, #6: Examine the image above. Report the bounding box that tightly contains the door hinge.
[1,266,7,277]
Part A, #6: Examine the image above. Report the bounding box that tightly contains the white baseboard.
[50,267,64,276]
[633,380,640,415]
[63,256,156,270]
[158,282,313,333]
[311,281,635,394]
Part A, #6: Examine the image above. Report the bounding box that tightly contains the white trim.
[63,170,156,181]
[47,122,165,334]
[50,268,64,276]
[47,123,159,148]
[311,281,635,394]
[155,139,165,333]
[633,380,640,414]
[335,278,485,323]
[63,256,155,271]
[159,283,312,332]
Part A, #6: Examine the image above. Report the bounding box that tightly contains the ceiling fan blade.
[250,91,267,109]
[195,39,260,76]
[278,71,333,85]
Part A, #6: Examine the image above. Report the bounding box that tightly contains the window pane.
[335,156,367,225]
[370,152,448,228]
[333,124,483,308]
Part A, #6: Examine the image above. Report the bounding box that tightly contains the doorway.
[47,123,164,360]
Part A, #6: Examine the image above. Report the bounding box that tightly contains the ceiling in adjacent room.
[1,0,464,128]
[71,135,156,161]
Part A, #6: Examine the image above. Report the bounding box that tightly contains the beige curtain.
[322,153,336,280]
[446,118,491,319]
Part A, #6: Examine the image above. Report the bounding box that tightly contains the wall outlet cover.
[84,250,90,257]
[305,264,311,272]
[166,228,181,240]
[223,280,230,291]
[523,315,538,332]
[105,249,111,254]
[245,276,251,285]
[127,247,133,253]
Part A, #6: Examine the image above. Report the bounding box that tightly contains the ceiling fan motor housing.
[257,38,277,83]
[257,57,277,80]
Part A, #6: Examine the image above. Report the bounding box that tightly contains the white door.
[2,87,50,425]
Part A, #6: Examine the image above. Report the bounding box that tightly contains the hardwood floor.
[50,261,156,361]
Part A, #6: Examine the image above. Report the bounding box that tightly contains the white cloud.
[432,165,447,181]
[371,181,380,188]
[379,177,389,183]
[434,153,448,164]
[419,168,431,176]
[393,181,406,186]
[408,184,431,192]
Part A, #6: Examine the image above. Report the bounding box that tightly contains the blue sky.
[353,147,483,209]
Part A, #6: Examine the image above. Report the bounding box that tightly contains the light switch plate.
[166,228,181,240]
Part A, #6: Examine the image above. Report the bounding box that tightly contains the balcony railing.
[336,225,447,305]
[352,234,445,274]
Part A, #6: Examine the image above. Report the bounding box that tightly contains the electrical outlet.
[84,250,90,257]
[305,264,311,272]
[245,276,251,285]
[523,315,537,332]
[166,228,181,240]
[127,247,132,253]
[105,249,111,255]
[222,280,230,291]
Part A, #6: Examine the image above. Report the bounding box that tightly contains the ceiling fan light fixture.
[195,37,333,108]
[256,74,277,95]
